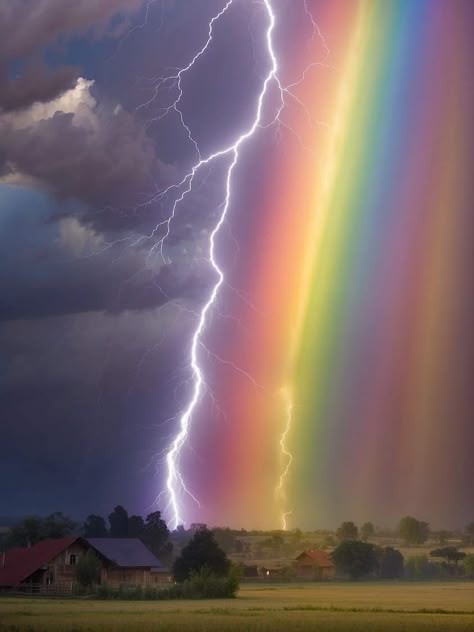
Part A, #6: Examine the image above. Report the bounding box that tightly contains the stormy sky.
[0,0,273,520]
[1,1,473,531]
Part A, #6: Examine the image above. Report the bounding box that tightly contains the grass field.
[1,582,474,631]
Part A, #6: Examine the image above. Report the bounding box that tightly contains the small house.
[294,550,335,580]
[0,536,97,593]
[0,536,165,593]
[86,538,164,586]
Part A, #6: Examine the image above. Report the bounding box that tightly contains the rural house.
[0,536,166,593]
[0,536,96,593]
[86,538,168,585]
[294,550,335,580]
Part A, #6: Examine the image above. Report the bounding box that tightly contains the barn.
[0,536,166,593]
[294,550,335,580]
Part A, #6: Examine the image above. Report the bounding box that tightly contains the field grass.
[1,582,474,631]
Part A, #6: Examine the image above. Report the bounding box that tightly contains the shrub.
[94,565,239,600]
[331,540,378,580]
[463,554,474,579]
[75,550,100,588]
[172,528,230,582]
[404,555,448,580]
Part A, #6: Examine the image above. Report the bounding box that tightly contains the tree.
[398,516,429,545]
[360,522,375,541]
[42,512,77,539]
[404,555,437,579]
[336,521,358,542]
[83,515,108,538]
[331,541,378,580]
[463,554,474,578]
[5,513,76,549]
[141,511,171,559]
[108,505,129,538]
[172,528,230,582]
[6,516,44,548]
[75,550,100,589]
[430,547,466,572]
[128,515,145,538]
[377,547,404,579]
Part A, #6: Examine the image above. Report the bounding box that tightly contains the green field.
[1,582,474,631]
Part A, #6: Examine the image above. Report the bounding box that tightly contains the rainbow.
[181,0,474,530]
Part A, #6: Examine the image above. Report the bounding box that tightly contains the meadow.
[1,582,474,631]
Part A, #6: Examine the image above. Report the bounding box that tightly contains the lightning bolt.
[130,0,329,530]
[275,386,294,531]
[143,0,278,530]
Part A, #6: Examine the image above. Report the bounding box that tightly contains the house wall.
[150,570,172,584]
[103,567,151,586]
[22,541,94,594]
[294,558,336,580]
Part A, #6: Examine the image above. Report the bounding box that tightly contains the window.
[69,554,77,566]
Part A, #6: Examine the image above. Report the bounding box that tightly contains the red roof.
[295,550,334,568]
[0,536,80,586]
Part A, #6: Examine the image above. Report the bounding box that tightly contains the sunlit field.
[1,582,473,631]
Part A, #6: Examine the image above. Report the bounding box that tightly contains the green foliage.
[360,522,375,541]
[404,555,448,580]
[127,515,145,538]
[398,516,429,545]
[182,565,240,598]
[141,511,172,564]
[4,513,76,549]
[336,522,359,542]
[331,540,378,580]
[430,547,466,574]
[463,554,474,578]
[172,528,231,582]
[75,550,100,588]
[95,565,239,600]
[83,514,108,538]
[108,505,129,537]
[377,547,404,579]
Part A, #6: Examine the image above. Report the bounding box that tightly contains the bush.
[182,565,240,598]
[172,528,230,582]
[75,550,100,588]
[463,554,474,579]
[332,540,378,580]
[94,565,240,600]
[404,555,448,580]
[377,547,404,579]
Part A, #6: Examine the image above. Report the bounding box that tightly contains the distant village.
[1,509,473,595]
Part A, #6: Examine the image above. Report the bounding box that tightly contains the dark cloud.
[0,186,213,322]
[0,81,169,216]
[0,62,78,113]
[0,0,144,112]
[0,0,144,59]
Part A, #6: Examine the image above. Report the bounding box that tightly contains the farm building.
[87,538,168,585]
[0,536,167,593]
[294,550,335,580]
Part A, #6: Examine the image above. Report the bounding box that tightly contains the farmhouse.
[294,550,335,580]
[0,536,166,593]
[87,538,168,585]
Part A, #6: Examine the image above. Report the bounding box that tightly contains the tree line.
[335,516,474,546]
[0,505,172,563]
